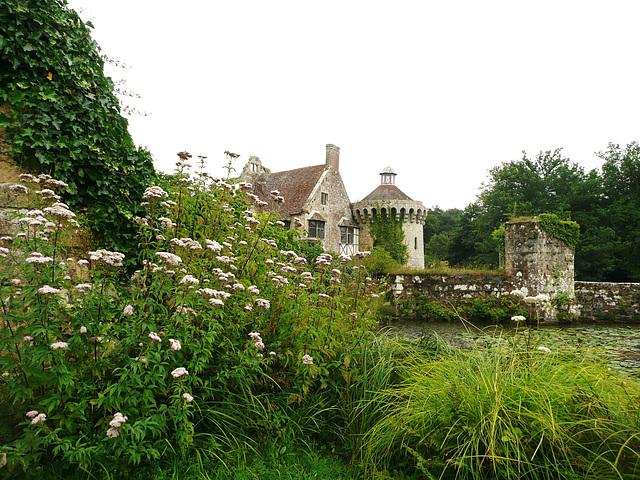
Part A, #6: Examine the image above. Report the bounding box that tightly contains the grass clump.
[362,343,640,479]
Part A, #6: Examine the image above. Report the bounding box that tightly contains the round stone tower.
[353,167,427,269]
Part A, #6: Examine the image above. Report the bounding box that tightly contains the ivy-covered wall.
[0,0,157,260]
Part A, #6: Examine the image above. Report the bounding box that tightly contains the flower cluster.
[88,249,125,267]
[26,410,47,425]
[106,412,128,438]
[171,367,189,378]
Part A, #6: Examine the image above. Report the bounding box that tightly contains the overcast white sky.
[65,0,640,210]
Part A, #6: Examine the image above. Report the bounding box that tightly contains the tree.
[0,0,157,261]
[591,142,640,280]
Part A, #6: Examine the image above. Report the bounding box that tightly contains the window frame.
[308,220,325,239]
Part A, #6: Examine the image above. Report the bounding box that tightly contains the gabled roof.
[361,184,413,201]
[253,164,326,216]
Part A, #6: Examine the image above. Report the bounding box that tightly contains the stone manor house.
[238,144,427,269]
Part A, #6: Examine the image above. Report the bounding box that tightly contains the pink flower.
[123,305,134,315]
[209,298,224,307]
[169,338,182,351]
[302,354,314,365]
[80,326,87,334]
[149,332,162,343]
[106,427,120,438]
[26,410,39,418]
[38,285,60,295]
[109,412,128,428]
[182,393,194,403]
[50,342,68,349]
[255,341,265,350]
[255,298,270,309]
[171,367,189,378]
[31,413,46,425]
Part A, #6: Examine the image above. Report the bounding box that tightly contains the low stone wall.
[392,272,513,307]
[391,274,640,322]
[573,281,640,322]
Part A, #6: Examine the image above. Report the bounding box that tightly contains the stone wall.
[505,220,574,297]
[391,219,640,323]
[392,272,512,306]
[573,281,640,322]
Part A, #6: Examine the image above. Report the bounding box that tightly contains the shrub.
[0,164,380,476]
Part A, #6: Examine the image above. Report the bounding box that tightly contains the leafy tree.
[591,142,640,280]
[0,0,157,261]
[423,207,463,266]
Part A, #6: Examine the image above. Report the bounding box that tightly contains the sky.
[65,0,640,210]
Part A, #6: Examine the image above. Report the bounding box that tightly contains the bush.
[0,167,380,476]
[363,246,402,276]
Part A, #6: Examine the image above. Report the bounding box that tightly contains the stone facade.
[392,272,512,306]
[505,220,574,298]
[239,149,428,265]
[0,101,30,236]
[353,168,427,269]
[239,145,358,255]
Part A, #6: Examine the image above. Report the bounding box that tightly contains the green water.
[385,319,640,375]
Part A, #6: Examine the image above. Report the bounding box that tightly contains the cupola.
[380,166,397,185]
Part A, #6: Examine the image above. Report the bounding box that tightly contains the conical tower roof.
[361,166,412,201]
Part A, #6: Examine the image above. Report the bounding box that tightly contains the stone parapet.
[352,199,427,225]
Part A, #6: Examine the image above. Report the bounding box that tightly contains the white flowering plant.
[0,164,380,476]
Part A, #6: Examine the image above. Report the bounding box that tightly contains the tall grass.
[361,343,640,479]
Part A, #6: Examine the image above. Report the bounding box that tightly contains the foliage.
[368,206,407,265]
[0,0,157,261]
[537,213,580,249]
[442,144,640,282]
[0,167,380,477]
[362,246,402,276]
[362,342,640,479]
[460,296,527,324]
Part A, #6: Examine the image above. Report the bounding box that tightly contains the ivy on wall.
[538,213,580,249]
[0,0,157,260]
[368,206,408,264]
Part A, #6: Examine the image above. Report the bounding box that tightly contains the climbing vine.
[0,0,157,261]
[538,213,580,249]
[368,205,407,264]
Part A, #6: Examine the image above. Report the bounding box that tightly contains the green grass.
[38,446,359,480]
[361,341,640,479]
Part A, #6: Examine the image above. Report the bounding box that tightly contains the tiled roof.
[253,164,326,216]
[361,184,413,201]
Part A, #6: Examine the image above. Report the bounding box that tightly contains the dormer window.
[321,192,328,205]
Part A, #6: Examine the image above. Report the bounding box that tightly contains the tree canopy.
[427,144,640,282]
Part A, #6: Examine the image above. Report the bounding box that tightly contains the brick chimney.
[325,144,340,171]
